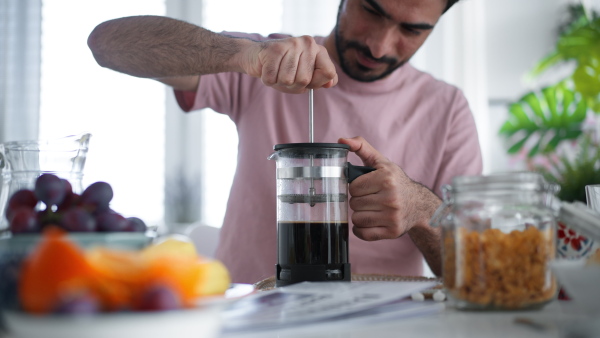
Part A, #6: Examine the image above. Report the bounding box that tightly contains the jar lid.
[450,172,556,193]
[559,201,600,242]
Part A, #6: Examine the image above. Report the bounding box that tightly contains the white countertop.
[221,300,599,338]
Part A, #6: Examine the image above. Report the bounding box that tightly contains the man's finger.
[338,136,388,169]
[309,46,337,89]
[352,225,396,241]
[349,194,383,210]
[260,52,283,87]
[294,51,314,90]
[277,50,301,87]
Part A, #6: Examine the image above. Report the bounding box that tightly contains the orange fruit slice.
[19,227,98,314]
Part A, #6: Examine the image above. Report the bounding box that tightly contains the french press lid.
[272,145,374,205]
[273,143,350,205]
[273,143,350,156]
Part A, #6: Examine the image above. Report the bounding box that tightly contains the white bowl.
[550,259,600,313]
[0,232,154,256]
[3,303,223,338]
[2,284,254,338]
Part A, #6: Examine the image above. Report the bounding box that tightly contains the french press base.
[276,263,351,287]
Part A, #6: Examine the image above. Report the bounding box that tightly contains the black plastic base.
[275,263,351,287]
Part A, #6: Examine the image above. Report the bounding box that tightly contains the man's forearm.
[408,222,442,276]
[87,15,247,78]
[406,182,443,277]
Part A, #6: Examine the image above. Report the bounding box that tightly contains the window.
[39,0,166,225]
[198,0,338,227]
[198,0,283,227]
[37,0,339,230]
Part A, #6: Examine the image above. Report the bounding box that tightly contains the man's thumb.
[338,136,386,168]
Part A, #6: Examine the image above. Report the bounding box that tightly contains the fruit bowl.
[0,231,154,255]
[2,302,224,338]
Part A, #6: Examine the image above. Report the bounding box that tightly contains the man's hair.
[444,0,461,13]
[337,0,462,16]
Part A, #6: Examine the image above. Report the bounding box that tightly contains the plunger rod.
[308,89,315,206]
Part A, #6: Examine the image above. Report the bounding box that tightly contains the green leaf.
[528,51,563,78]
[543,134,562,153]
[557,19,600,60]
[507,134,531,154]
[528,137,543,157]
[522,92,545,120]
[590,97,600,113]
[573,61,600,98]
[499,84,588,157]
[542,86,559,121]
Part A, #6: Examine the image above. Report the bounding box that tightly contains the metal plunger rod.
[309,89,314,143]
[308,89,316,206]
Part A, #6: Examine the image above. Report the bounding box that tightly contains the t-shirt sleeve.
[174,89,196,112]
[432,88,483,196]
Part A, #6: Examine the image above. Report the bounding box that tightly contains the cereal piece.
[443,225,556,309]
[433,290,446,302]
[411,292,425,302]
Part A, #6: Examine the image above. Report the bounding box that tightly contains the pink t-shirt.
[175,33,482,284]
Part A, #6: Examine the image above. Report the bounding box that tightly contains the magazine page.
[222,281,440,332]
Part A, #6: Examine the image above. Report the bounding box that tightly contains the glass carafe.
[269,143,373,287]
[0,133,91,232]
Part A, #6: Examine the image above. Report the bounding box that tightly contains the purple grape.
[61,179,73,195]
[125,217,147,233]
[34,174,67,206]
[137,285,181,311]
[95,211,129,232]
[80,182,113,213]
[6,189,38,221]
[56,179,75,210]
[54,291,100,315]
[57,192,80,212]
[10,207,40,234]
[61,208,96,232]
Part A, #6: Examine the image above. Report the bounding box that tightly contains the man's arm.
[338,136,443,276]
[87,15,337,93]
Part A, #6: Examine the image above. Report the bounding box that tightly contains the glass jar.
[0,133,91,232]
[431,172,559,310]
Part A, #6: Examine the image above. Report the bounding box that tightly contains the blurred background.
[1,0,600,232]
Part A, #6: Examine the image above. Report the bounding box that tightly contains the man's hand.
[238,36,338,94]
[338,136,441,241]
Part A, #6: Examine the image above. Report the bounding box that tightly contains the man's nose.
[365,26,399,60]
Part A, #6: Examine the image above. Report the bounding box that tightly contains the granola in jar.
[432,172,559,310]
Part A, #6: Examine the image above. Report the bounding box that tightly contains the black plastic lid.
[273,143,350,159]
[273,143,350,150]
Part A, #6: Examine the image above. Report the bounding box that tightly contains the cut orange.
[19,227,98,314]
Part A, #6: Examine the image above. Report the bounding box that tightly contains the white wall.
[483,0,600,173]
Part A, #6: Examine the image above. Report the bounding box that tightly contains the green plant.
[539,134,600,202]
[499,83,587,158]
[499,2,600,203]
[530,4,600,113]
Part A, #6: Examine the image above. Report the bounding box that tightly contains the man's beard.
[334,14,406,82]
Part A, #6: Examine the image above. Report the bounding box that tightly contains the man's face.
[334,0,446,82]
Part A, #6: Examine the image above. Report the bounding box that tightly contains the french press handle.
[345,163,376,183]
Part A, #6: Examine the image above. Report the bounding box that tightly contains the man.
[87,0,482,283]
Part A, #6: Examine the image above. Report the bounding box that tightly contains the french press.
[269,90,373,287]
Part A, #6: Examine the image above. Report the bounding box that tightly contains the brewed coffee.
[277,221,349,266]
